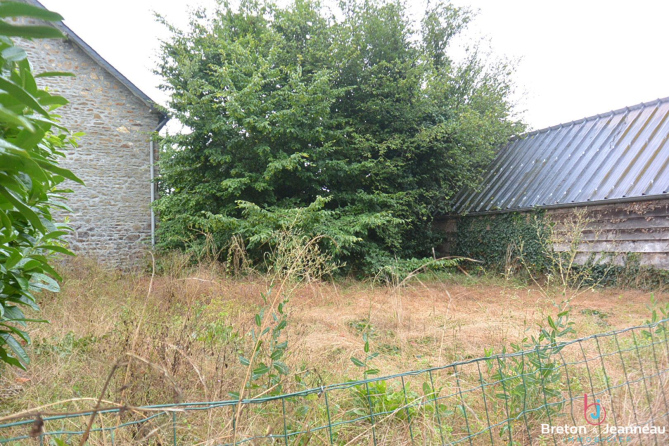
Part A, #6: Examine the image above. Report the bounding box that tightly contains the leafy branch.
[0,1,83,370]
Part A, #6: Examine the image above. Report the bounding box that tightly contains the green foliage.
[234,228,335,403]
[642,294,669,342]
[457,208,668,291]
[348,377,453,428]
[235,288,290,397]
[373,256,462,284]
[197,316,238,348]
[453,211,551,273]
[583,253,669,291]
[350,331,381,377]
[0,3,81,370]
[347,317,376,337]
[34,331,104,358]
[348,330,450,425]
[350,379,418,421]
[487,310,574,437]
[155,0,523,272]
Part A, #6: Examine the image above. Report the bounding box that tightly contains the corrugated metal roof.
[452,97,669,215]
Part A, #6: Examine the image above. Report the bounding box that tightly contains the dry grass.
[0,256,666,444]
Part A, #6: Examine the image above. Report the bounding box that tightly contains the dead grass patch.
[0,257,664,444]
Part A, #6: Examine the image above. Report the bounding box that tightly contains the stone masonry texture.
[17,20,164,266]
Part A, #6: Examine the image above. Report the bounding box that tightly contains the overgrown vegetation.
[589,252,670,291]
[487,308,575,439]
[453,210,551,275]
[453,208,669,291]
[0,2,81,370]
[0,255,665,444]
[230,226,338,443]
[155,0,523,273]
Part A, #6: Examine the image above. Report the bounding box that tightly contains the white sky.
[38,0,669,131]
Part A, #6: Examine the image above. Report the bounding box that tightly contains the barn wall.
[436,198,669,269]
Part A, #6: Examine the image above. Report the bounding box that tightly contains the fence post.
[363,379,378,446]
[475,361,495,445]
[593,337,623,445]
[428,369,445,445]
[495,356,514,445]
[324,389,335,445]
[454,365,473,446]
[172,411,177,446]
[400,375,415,445]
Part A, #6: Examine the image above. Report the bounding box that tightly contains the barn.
[17,0,168,265]
[437,97,669,270]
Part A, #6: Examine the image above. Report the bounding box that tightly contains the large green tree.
[156,0,523,272]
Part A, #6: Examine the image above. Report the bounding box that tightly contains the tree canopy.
[155,0,524,273]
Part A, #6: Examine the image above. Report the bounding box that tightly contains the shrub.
[0,2,82,369]
[154,0,523,272]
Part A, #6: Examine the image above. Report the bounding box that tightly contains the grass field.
[0,257,667,444]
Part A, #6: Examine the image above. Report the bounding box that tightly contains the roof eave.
[439,194,670,219]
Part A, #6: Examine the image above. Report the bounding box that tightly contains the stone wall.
[17,20,163,266]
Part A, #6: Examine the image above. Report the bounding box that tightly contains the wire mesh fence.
[0,319,667,445]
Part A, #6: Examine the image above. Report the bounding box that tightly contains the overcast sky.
[38,0,669,131]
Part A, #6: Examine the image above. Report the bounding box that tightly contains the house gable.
[16,1,168,265]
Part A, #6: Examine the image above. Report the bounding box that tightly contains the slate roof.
[452,97,669,215]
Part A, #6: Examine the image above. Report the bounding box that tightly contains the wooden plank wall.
[435,198,669,269]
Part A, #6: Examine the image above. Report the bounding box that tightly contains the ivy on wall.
[586,253,669,291]
[451,211,668,290]
[452,211,552,273]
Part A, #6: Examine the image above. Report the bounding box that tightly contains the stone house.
[18,0,168,265]
[437,98,669,269]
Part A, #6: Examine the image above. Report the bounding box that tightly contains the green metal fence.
[1,319,668,445]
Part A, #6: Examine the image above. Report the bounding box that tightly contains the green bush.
[453,211,551,274]
[0,2,82,369]
[154,0,524,272]
[588,253,669,291]
[487,310,574,438]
